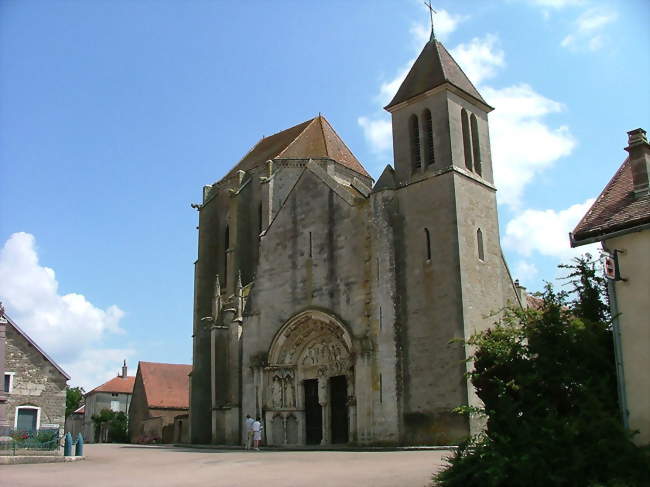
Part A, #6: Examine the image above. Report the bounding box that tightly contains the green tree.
[91,409,129,443]
[434,255,649,487]
[65,386,85,417]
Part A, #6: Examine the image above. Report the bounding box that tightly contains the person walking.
[245,414,254,450]
[252,416,263,451]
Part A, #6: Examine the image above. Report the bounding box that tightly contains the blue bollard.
[75,433,84,456]
[63,432,73,456]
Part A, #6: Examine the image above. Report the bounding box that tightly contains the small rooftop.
[138,361,192,410]
[87,375,136,395]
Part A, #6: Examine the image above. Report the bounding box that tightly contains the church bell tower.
[377,30,518,441]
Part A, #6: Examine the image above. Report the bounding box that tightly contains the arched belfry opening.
[264,310,355,446]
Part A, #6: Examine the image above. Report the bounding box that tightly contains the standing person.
[245,414,254,450]
[252,416,263,451]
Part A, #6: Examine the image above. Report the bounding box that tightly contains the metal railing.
[0,426,60,455]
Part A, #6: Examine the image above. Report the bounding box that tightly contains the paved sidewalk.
[1,443,452,487]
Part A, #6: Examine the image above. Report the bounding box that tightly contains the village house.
[0,305,69,436]
[83,361,134,442]
[128,361,191,443]
[571,128,650,446]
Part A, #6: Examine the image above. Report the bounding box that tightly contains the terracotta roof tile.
[222,115,370,180]
[572,157,650,244]
[386,40,488,110]
[139,362,191,410]
[88,375,135,395]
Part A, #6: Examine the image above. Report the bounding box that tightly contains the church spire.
[384,36,491,111]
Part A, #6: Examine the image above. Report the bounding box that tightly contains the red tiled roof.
[88,375,135,395]
[139,362,191,410]
[222,115,370,180]
[572,157,650,245]
[526,295,544,311]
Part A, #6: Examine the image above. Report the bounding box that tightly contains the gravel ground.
[1,443,452,487]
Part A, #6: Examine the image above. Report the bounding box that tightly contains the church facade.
[189,36,521,446]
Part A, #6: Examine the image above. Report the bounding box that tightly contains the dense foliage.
[65,386,85,417]
[91,409,128,443]
[434,256,649,487]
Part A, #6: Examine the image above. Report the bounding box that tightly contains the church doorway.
[303,379,322,444]
[330,375,348,444]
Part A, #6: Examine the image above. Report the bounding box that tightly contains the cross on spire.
[424,0,437,41]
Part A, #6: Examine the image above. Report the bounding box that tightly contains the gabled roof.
[138,361,191,410]
[222,115,370,180]
[572,157,650,245]
[73,405,85,414]
[385,39,489,110]
[88,375,135,395]
[373,165,397,191]
[2,313,70,380]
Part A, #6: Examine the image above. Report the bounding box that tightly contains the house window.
[461,109,473,171]
[423,109,435,166]
[409,114,421,171]
[470,114,482,176]
[477,228,485,261]
[4,372,14,393]
[15,406,40,432]
[111,393,118,397]
[110,400,120,412]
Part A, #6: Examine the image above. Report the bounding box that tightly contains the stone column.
[318,375,329,445]
[346,371,356,443]
[0,306,7,428]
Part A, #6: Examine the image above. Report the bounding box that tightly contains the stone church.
[189,34,521,446]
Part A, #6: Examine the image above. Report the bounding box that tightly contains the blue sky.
[1,0,648,389]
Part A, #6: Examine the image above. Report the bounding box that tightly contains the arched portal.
[265,310,355,446]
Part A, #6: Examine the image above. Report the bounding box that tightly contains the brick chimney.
[122,360,128,378]
[625,128,650,196]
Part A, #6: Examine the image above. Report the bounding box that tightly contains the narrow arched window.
[477,228,485,261]
[409,114,421,171]
[470,114,482,176]
[224,225,229,286]
[424,228,432,261]
[461,109,473,171]
[258,201,263,235]
[423,109,435,167]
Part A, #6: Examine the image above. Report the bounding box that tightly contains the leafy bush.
[92,409,129,443]
[434,256,650,487]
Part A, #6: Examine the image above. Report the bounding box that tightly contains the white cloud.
[62,348,136,391]
[450,34,505,86]
[410,9,467,45]
[483,84,576,208]
[503,198,598,260]
[357,116,393,154]
[527,0,585,8]
[514,260,539,282]
[561,8,617,51]
[0,232,129,389]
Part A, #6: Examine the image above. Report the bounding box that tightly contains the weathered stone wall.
[128,372,149,442]
[4,324,66,434]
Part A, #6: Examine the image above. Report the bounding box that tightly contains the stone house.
[189,33,521,446]
[571,128,650,446]
[128,362,191,443]
[0,306,69,435]
[83,362,134,442]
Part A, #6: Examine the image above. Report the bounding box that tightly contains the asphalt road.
[1,443,452,487]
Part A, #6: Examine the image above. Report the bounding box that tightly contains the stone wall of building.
[4,324,66,434]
